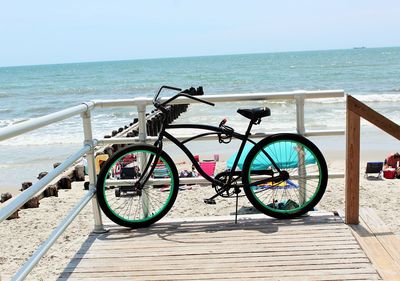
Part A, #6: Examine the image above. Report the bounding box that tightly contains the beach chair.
[364,162,383,179]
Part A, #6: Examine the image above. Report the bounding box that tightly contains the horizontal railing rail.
[0,89,345,280]
[93,89,344,108]
[94,90,345,144]
[0,102,95,142]
[104,172,345,187]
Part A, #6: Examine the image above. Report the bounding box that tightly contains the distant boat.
[353,47,367,49]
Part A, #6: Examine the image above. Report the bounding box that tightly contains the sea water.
[1,47,400,190]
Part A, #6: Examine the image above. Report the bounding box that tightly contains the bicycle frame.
[162,123,257,186]
[141,86,284,191]
[152,119,282,191]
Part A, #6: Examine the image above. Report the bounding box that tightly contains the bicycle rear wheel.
[242,134,328,219]
[96,145,179,228]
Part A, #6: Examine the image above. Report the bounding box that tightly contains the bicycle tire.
[96,144,179,228]
[242,133,328,219]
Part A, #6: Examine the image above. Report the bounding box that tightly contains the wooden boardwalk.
[59,210,400,281]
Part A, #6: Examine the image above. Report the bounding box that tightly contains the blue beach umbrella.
[227,142,316,171]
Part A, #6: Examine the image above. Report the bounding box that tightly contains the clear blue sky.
[1,0,399,67]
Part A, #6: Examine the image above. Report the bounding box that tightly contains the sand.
[1,139,400,280]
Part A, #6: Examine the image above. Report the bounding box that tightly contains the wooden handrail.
[347,95,400,139]
[345,95,400,224]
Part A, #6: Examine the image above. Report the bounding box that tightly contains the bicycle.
[96,86,328,228]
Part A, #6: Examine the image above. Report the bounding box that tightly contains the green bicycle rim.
[248,140,322,214]
[103,149,175,223]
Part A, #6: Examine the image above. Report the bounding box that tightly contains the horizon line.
[1,45,399,69]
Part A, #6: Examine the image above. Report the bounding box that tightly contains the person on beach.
[383,152,400,178]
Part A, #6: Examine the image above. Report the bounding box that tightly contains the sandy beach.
[1,134,400,281]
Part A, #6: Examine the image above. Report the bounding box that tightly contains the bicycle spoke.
[244,135,327,218]
[97,146,178,227]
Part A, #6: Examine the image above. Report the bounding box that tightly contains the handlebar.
[153,86,215,109]
[153,86,182,104]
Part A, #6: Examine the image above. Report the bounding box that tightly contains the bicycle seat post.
[227,120,254,182]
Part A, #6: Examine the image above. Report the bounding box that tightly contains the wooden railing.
[345,95,400,224]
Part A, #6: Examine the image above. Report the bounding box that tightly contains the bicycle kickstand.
[235,193,239,224]
[234,187,241,224]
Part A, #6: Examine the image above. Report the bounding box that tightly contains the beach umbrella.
[227,142,317,171]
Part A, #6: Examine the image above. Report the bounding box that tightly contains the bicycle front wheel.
[242,134,328,219]
[96,145,179,228]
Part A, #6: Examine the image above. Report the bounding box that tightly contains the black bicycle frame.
[157,122,284,191]
[147,86,283,189]
[162,124,254,185]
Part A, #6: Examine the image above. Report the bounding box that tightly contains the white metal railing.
[0,89,345,280]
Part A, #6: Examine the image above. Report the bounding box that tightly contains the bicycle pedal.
[203,198,216,205]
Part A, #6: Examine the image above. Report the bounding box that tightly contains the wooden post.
[57,176,72,189]
[43,184,58,197]
[345,95,400,224]
[37,171,48,180]
[23,196,40,208]
[0,193,19,219]
[1,192,13,203]
[20,182,32,191]
[345,102,360,224]
[74,165,85,181]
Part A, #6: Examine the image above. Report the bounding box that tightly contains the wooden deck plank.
[73,244,363,259]
[93,222,348,234]
[86,226,350,241]
[66,254,370,269]
[81,237,359,250]
[60,268,379,280]
[59,275,381,281]
[82,234,354,247]
[359,208,400,263]
[59,212,382,281]
[64,258,373,274]
[72,247,367,260]
[345,208,400,281]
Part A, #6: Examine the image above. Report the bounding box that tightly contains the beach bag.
[383,168,396,179]
[199,161,216,176]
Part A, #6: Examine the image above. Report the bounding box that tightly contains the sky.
[1,0,399,67]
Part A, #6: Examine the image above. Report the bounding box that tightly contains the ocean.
[1,47,400,190]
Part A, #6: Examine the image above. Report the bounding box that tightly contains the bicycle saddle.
[237,107,271,120]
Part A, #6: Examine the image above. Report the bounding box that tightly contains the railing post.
[295,95,306,135]
[295,95,307,204]
[345,99,360,224]
[137,104,150,216]
[137,104,147,143]
[81,109,107,233]
[297,146,307,205]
